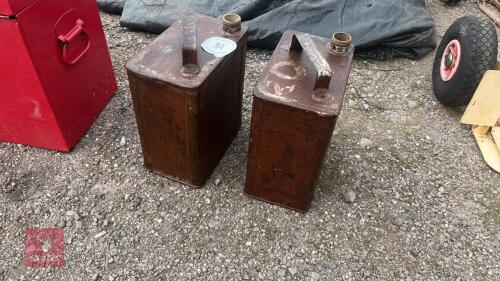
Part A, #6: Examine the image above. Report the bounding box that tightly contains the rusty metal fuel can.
[244,31,354,212]
[126,13,248,187]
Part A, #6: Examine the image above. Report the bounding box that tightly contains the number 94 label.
[201,37,237,58]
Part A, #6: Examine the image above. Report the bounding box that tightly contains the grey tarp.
[97,0,126,14]
[97,0,436,60]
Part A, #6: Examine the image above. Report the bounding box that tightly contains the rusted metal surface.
[126,13,248,187]
[245,30,354,212]
[181,16,199,76]
[290,33,332,92]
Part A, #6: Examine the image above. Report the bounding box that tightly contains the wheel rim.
[440,39,461,82]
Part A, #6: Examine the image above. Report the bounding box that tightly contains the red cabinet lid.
[0,0,37,16]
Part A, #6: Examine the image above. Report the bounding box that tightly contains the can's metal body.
[126,13,248,187]
[245,30,353,212]
[0,0,117,152]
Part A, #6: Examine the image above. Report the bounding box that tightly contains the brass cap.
[223,13,242,34]
[330,32,352,52]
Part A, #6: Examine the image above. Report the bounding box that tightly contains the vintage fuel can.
[244,31,354,212]
[126,13,248,187]
[0,0,117,152]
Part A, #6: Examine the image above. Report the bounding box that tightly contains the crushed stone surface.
[0,1,499,280]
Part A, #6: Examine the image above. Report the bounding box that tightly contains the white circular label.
[201,37,237,58]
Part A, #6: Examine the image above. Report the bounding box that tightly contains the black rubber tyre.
[432,16,498,106]
[440,0,462,5]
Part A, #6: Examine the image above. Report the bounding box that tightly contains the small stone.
[215,178,221,186]
[410,249,420,257]
[408,100,418,108]
[278,269,286,277]
[110,248,118,256]
[373,188,384,196]
[208,219,219,228]
[245,241,252,246]
[327,262,337,270]
[65,210,76,219]
[119,137,126,146]
[67,189,78,198]
[91,273,99,281]
[75,221,83,229]
[94,231,106,239]
[288,267,297,275]
[57,220,66,228]
[310,272,320,281]
[391,215,403,226]
[359,138,373,148]
[343,190,356,203]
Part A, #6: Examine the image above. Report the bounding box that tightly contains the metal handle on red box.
[181,15,199,74]
[58,19,91,65]
[290,33,332,91]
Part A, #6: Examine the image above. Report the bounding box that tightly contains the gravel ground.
[1,1,499,280]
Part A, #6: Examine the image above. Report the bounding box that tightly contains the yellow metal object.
[472,126,500,173]
[492,126,500,145]
[461,61,500,173]
[461,70,500,126]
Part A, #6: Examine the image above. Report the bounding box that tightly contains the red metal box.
[0,0,35,15]
[126,13,248,187]
[0,0,117,152]
[245,31,354,212]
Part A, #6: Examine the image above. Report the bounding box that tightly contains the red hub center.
[440,39,461,82]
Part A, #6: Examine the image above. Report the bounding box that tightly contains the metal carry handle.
[290,33,332,92]
[58,19,91,65]
[181,15,199,76]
